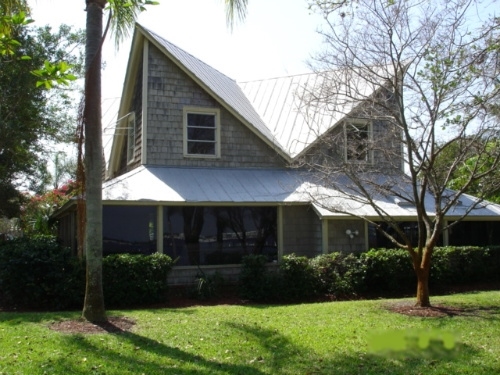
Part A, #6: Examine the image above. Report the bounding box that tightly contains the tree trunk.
[82,0,106,322]
[414,246,432,307]
[415,267,431,307]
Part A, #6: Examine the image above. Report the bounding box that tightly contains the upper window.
[127,112,136,163]
[344,120,372,163]
[183,107,220,158]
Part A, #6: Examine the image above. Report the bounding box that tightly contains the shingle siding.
[282,205,322,257]
[145,45,286,169]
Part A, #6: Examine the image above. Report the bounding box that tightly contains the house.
[56,24,500,285]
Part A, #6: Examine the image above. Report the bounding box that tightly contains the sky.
[31,0,327,158]
[31,0,327,100]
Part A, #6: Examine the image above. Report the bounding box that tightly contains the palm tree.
[81,0,248,322]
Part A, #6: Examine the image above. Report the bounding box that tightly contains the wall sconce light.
[345,229,359,239]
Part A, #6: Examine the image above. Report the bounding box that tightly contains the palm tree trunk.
[82,0,106,322]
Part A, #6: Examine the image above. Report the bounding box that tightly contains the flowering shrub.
[20,180,79,236]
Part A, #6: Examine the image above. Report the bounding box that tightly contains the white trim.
[141,40,149,165]
[156,205,163,253]
[344,119,373,164]
[364,221,369,251]
[126,112,136,164]
[277,206,284,261]
[183,106,221,158]
[322,219,329,254]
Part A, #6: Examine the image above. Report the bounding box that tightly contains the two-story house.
[56,24,500,285]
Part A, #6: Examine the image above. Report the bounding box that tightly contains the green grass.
[1,291,499,374]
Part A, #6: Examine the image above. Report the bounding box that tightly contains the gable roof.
[109,23,395,168]
[138,24,289,157]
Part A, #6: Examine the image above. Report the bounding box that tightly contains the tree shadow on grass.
[21,313,496,375]
[52,325,268,375]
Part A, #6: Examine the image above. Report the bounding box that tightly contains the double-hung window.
[183,107,220,158]
[127,112,136,163]
[344,120,372,163]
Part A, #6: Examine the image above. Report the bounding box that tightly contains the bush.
[431,246,500,287]
[192,270,225,300]
[311,252,366,298]
[239,254,278,301]
[279,254,320,301]
[102,253,173,308]
[361,248,415,295]
[0,235,84,310]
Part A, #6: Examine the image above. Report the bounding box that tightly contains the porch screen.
[103,206,157,255]
[163,206,277,266]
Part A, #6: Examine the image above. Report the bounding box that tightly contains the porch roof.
[102,166,311,203]
[102,166,500,220]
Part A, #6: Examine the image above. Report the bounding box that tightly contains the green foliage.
[361,249,415,295]
[311,252,367,298]
[20,180,78,236]
[0,24,84,218]
[192,270,225,300]
[239,254,277,301]
[102,253,173,308]
[0,235,84,310]
[0,11,33,56]
[31,60,77,88]
[279,254,320,301]
[431,246,500,286]
[0,238,174,310]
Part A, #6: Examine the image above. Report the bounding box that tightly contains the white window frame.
[127,112,136,164]
[183,107,221,158]
[344,120,372,163]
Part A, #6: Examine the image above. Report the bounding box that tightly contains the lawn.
[1,291,499,375]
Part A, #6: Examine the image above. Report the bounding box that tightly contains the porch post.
[364,221,369,251]
[442,219,449,246]
[277,206,283,261]
[322,219,329,254]
[156,205,163,253]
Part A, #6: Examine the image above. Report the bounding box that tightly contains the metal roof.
[103,166,310,203]
[102,166,500,220]
[140,25,392,160]
[238,67,395,158]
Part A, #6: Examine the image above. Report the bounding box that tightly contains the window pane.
[187,113,215,128]
[188,141,215,155]
[187,127,215,141]
[346,124,369,161]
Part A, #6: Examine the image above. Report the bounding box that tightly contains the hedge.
[0,236,173,310]
[239,246,500,302]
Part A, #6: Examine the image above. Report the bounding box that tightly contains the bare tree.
[301,0,500,306]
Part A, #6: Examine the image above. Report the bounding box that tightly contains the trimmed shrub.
[311,252,366,298]
[361,248,415,295]
[431,246,500,287]
[239,254,278,301]
[0,235,84,310]
[102,253,173,308]
[279,254,320,301]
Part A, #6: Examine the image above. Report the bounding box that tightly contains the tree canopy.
[0,24,84,218]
